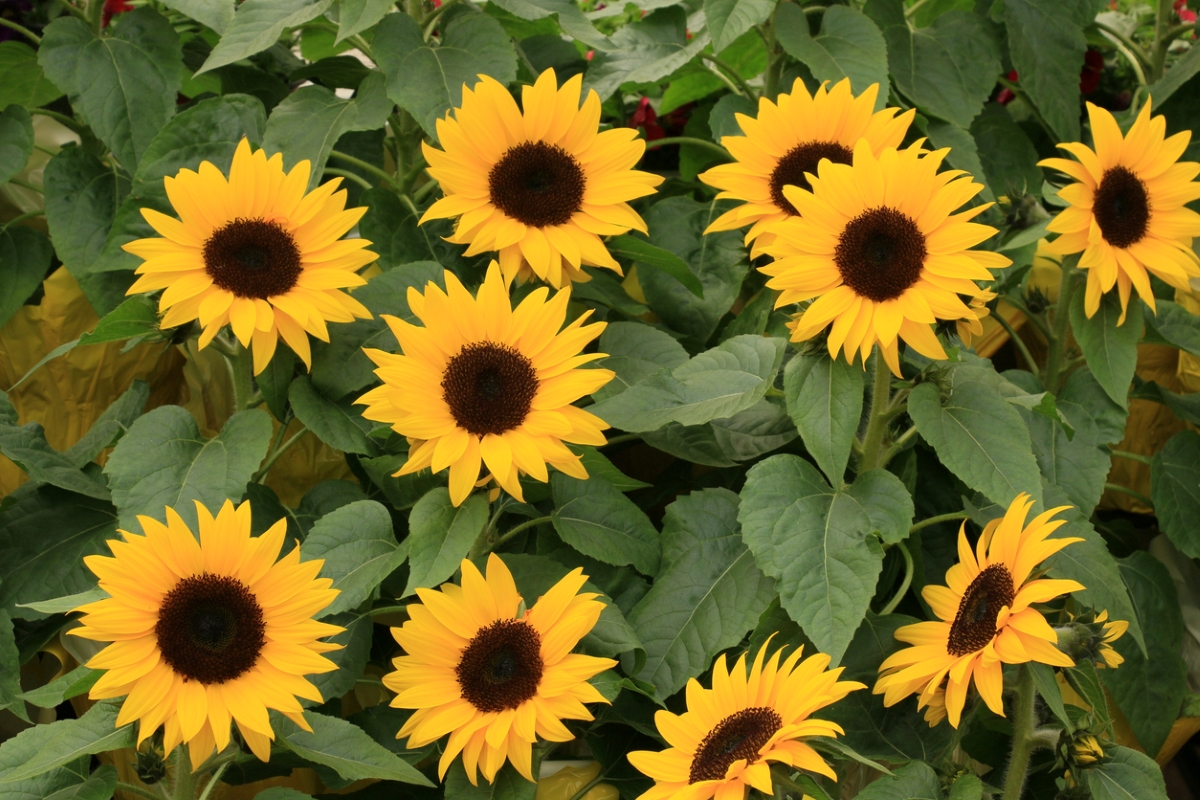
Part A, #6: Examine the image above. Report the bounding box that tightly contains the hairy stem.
[908,512,969,535]
[0,16,39,43]
[879,541,913,616]
[993,310,1039,373]
[1151,0,1177,83]
[1110,448,1153,466]
[1041,254,1080,393]
[253,426,307,483]
[194,762,229,800]
[171,748,196,800]
[1002,665,1037,800]
[643,136,732,160]
[858,351,893,473]
[1105,482,1154,507]
[328,150,399,188]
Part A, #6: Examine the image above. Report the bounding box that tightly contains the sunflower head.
[418,68,664,288]
[356,261,614,506]
[955,289,996,349]
[1055,608,1128,669]
[627,641,865,800]
[874,494,1086,727]
[123,138,377,374]
[699,77,916,258]
[1039,101,1200,321]
[385,553,616,785]
[759,140,1011,376]
[71,499,343,769]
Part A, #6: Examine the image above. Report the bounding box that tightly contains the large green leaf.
[705,0,774,55]
[160,0,234,32]
[607,235,703,298]
[0,226,51,332]
[301,500,405,617]
[336,0,393,41]
[1069,289,1141,407]
[41,766,115,800]
[0,701,133,785]
[64,381,150,469]
[1100,552,1188,758]
[592,322,689,402]
[19,665,99,710]
[0,104,31,187]
[590,335,785,432]
[104,406,272,530]
[738,456,898,663]
[374,11,517,138]
[854,761,942,800]
[1143,298,1200,355]
[1001,0,1090,143]
[199,0,332,73]
[39,9,183,171]
[404,488,489,596]
[627,489,775,700]
[289,376,377,455]
[643,399,797,468]
[584,7,710,101]
[0,613,24,721]
[775,3,888,109]
[357,189,448,270]
[0,42,63,109]
[1152,430,1200,558]
[970,102,1043,199]
[443,762,535,800]
[551,473,661,576]
[0,423,109,501]
[783,352,863,487]
[490,0,608,49]
[274,712,433,786]
[1082,745,1169,800]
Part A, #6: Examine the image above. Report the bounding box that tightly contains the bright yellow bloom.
[419,69,664,288]
[1094,610,1128,669]
[699,78,914,257]
[123,138,376,373]
[385,554,615,785]
[957,289,996,349]
[1040,101,1200,321]
[71,500,342,769]
[627,641,864,800]
[760,140,1010,375]
[874,494,1084,728]
[356,262,613,506]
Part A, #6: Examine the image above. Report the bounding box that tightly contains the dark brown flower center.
[441,341,538,436]
[688,707,783,784]
[948,563,1015,657]
[488,141,586,228]
[834,207,927,303]
[203,218,302,299]
[456,619,544,712]
[770,141,854,215]
[155,574,266,684]
[1093,165,1150,249]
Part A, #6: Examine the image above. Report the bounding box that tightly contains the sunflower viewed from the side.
[699,78,915,257]
[356,262,613,506]
[760,140,1010,375]
[874,494,1084,728]
[385,554,615,785]
[123,138,377,373]
[72,499,342,768]
[419,68,664,288]
[627,641,864,800]
[1040,101,1200,321]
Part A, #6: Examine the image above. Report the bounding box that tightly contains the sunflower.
[71,499,342,769]
[123,138,377,374]
[1040,101,1200,321]
[627,641,864,800]
[1093,611,1128,669]
[385,554,615,785]
[356,262,613,506]
[698,78,915,257]
[759,140,1010,375]
[873,494,1084,728]
[956,289,996,349]
[418,68,664,288]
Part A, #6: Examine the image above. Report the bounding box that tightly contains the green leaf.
[0,701,133,785]
[948,774,983,800]
[253,790,313,800]
[261,74,391,189]
[642,422,737,468]
[776,3,888,109]
[970,102,1043,199]
[358,453,443,511]
[104,406,273,530]
[1082,745,1169,800]
[705,0,774,54]
[608,235,703,298]
[78,296,160,346]
[1143,298,1200,355]
[869,0,1001,127]
[19,665,100,710]
[584,7,710,101]
[577,448,650,491]
[909,380,1043,507]
[304,610,372,707]
[274,711,434,786]
[258,346,297,423]
[374,11,518,138]
[1132,377,1200,425]
[1100,552,1188,758]
[0,423,109,501]
[0,42,64,109]
[626,488,774,700]
[65,380,150,468]
[0,104,31,187]
[199,0,332,73]
[1029,661,1073,732]
[301,500,404,617]
[39,9,184,171]
[357,189,447,269]
[590,335,785,432]
[708,398,798,462]
[289,376,377,456]
[15,588,104,616]
[1152,430,1200,558]
[0,613,24,720]
[404,489,489,596]
[1069,288,1141,408]
[738,456,893,663]
[491,0,608,49]
[0,486,117,617]
[592,322,689,403]
[853,761,942,800]
[310,261,444,399]
[336,0,393,41]
[783,352,864,486]
[708,93,756,140]
[551,473,661,575]
[0,226,51,332]
[42,766,116,800]
[1001,0,1090,143]
[498,553,642,659]
[160,0,234,32]
[443,761,535,800]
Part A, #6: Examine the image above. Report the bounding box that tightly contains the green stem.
[857,350,893,473]
[1041,254,1080,393]
[643,136,732,160]
[908,512,969,535]
[194,762,229,800]
[879,424,918,465]
[879,541,913,616]
[699,53,757,100]
[1105,482,1154,507]
[422,0,461,36]
[904,0,932,17]
[993,310,1039,373]
[492,515,552,550]
[602,433,640,448]
[88,0,104,34]
[219,340,255,415]
[1001,665,1037,800]
[7,177,42,193]
[1110,448,1153,466]
[1151,0,1176,83]
[115,781,166,800]
[328,150,399,188]
[253,426,307,483]
[760,12,781,99]
[323,167,373,191]
[412,178,440,202]
[171,747,196,800]
[29,108,85,134]
[1094,18,1153,71]
[0,16,40,43]
[2,210,46,229]
[1166,21,1196,41]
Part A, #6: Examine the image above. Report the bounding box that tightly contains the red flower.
[996,70,1019,105]
[1175,0,1196,23]
[629,96,665,141]
[1080,49,1104,94]
[101,0,132,26]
